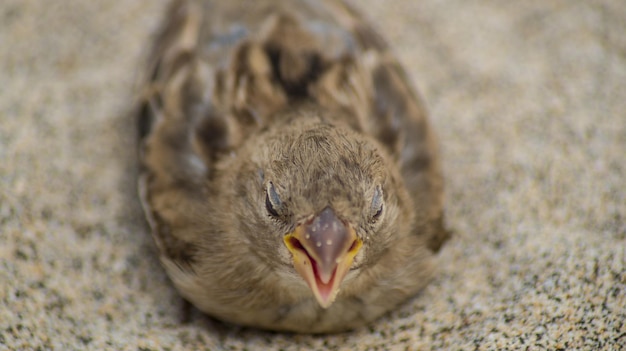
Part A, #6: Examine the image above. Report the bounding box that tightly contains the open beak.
[283,207,362,308]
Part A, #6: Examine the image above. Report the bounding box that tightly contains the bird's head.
[229,117,410,308]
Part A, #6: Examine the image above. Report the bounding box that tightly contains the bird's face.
[232,120,405,308]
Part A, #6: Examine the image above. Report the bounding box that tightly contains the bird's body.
[137,0,449,333]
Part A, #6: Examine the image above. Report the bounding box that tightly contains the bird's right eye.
[265,182,282,217]
[370,185,384,222]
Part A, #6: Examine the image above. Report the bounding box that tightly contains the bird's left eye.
[265,182,282,217]
[371,185,384,221]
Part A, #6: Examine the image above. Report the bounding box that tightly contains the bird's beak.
[283,207,362,308]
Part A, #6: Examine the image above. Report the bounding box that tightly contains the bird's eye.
[371,185,384,221]
[265,182,282,217]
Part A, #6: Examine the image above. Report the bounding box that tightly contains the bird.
[136,0,450,333]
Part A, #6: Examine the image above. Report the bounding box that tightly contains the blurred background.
[1,1,624,350]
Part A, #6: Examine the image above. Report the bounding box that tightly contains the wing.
[137,0,448,267]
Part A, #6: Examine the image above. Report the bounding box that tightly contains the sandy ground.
[1,0,624,350]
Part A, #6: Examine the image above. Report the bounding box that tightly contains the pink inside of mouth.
[311,259,337,300]
[288,236,337,301]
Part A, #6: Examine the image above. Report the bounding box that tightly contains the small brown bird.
[137,0,449,333]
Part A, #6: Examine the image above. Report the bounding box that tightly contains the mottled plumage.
[137,0,449,333]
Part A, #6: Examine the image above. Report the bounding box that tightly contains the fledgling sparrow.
[137,0,449,333]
